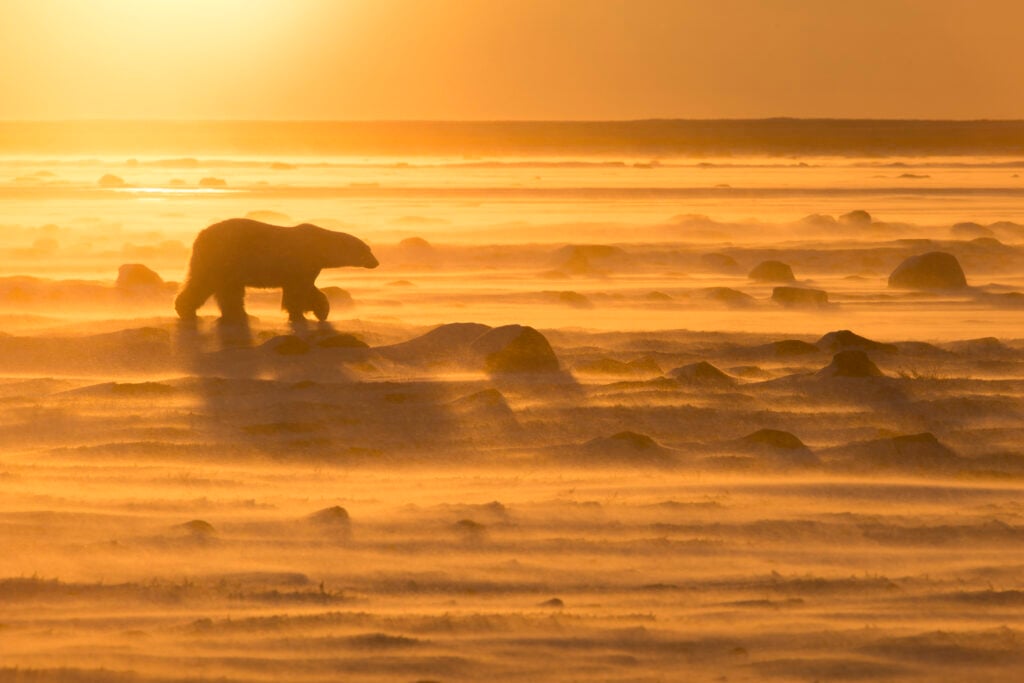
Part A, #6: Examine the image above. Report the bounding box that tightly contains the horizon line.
[3,117,1024,125]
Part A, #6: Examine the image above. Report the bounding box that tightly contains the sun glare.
[2,3,1024,682]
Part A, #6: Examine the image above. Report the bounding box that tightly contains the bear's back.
[189,219,320,284]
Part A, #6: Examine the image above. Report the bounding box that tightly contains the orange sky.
[1,0,1022,121]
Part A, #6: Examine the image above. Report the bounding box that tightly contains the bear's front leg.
[281,284,311,323]
[214,284,247,324]
[310,288,330,322]
[174,279,214,321]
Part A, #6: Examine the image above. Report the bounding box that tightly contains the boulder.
[378,322,492,364]
[378,322,562,375]
[839,210,872,227]
[175,519,216,537]
[742,428,806,450]
[888,252,967,290]
[581,430,674,466]
[449,388,517,423]
[453,519,488,543]
[553,291,593,308]
[669,361,735,385]
[772,286,828,307]
[700,253,739,271]
[703,287,757,308]
[574,357,662,376]
[321,286,354,308]
[395,236,438,265]
[471,325,561,374]
[800,214,837,228]
[816,350,884,378]
[837,432,961,472]
[748,260,795,282]
[816,330,897,354]
[98,174,125,188]
[306,506,351,532]
[552,244,629,275]
[261,335,310,356]
[951,221,994,239]
[116,263,164,289]
[737,428,819,466]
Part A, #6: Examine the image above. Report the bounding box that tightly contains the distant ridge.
[2,119,1023,156]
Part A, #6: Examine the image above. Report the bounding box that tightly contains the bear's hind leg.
[214,284,247,324]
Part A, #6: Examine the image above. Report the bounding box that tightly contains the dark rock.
[454,519,487,542]
[837,432,961,472]
[306,506,351,529]
[951,222,994,239]
[772,286,828,307]
[947,337,1015,357]
[98,174,125,188]
[737,429,819,466]
[748,260,795,282]
[970,237,1005,248]
[449,389,516,425]
[839,210,872,226]
[552,244,629,275]
[888,252,967,290]
[742,429,806,450]
[116,263,164,289]
[262,335,310,355]
[800,214,837,228]
[816,330,897,354]
[701,253,740,271]
[399,236,432,249]
[816,350,884,378]
[703,287,757,307]
[669,361,735,385]
[627,357,662,374]
[581,431,674,466]
[378,322,492,364]
[555,291,593,308]
[472,325,561,374]
[321,286,354,308]
[395,236,438,265]
[177,520,216,537]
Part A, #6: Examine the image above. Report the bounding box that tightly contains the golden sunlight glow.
[2,0,1023,120]
[1,3,1024,682]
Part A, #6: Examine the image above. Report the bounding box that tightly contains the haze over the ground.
[3,2,1024,681]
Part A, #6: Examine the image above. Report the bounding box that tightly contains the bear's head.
[300,224,379,269]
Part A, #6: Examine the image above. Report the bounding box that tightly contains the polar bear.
[174,219,378,323]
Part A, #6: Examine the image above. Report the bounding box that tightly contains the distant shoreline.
[2,119,1024,157]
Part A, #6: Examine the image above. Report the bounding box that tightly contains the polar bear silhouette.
[174,219,378,323]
